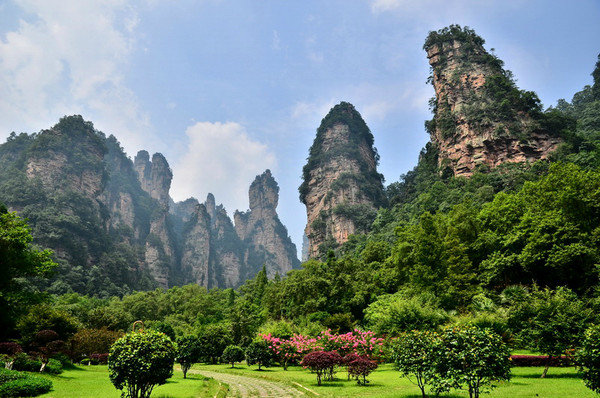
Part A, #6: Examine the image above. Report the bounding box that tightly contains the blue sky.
[1,0,599,255]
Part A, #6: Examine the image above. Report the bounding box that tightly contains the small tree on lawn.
[0,342,22,369]
[222,345,245,368]
[392,330,439,398]
[578,324,600,393]
[108,330,176,398]
[32,330,64,372]
[343,353,361,380]
[175,336,202,379]
[347,356,378,385]
[300,351,340,386]
[435,327,510,398]
[245,341,273,370]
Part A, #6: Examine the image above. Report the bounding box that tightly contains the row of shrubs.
[0,369,52,398]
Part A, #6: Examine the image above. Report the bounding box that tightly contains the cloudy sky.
[1,0,599,255]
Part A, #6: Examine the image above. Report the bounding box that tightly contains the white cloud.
[171,121,277,213]
[0,0,157,153]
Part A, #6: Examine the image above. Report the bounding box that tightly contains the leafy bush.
[578,324,600,393]
[300,351,342,386]
[392,330,439,398]
[510,355,571,367]
[108,330,176,398]
[0,369,52,398]
[175,336,201,378]
[89,353,109,365]
[11,354,62,374]
[69,328,123,361]
[347,356,378,385]
[222,345,245,368]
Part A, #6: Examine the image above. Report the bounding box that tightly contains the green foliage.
[392,330,439,398]
[16,304,79,346]
[0,369,52,398]
[434,327,510,398]
[175,335,201,378]
[365,292,448,335]
[578,324,600,393]
[70,328,123,360]
[197,324,232,364]
[108,330,176,398]
[222,345,245,368]
[245,341,273,370]
[0,207,56,339]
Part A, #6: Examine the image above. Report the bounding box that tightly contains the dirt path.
[190,369,308,398]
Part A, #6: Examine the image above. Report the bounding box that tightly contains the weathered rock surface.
[300,102,385,259]
[424,26,561,176]
[234,170,300,278]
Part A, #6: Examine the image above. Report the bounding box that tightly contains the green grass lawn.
[38,365,223,398]
[194,363,596,398]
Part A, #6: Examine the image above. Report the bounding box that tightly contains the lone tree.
[347,356,378,385]
[300,351,341,386]
[222,345,245,368]
[435,327,510,398]
[108,330,176,398]
[393,330,439,398]
[578,324,600,394]
[245,341,273,371]
[175,336,202,379]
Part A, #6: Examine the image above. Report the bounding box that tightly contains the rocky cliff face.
[180,203,212,287]
[424,25,561,176]
[234,170,300,278]
[300,102,385,259]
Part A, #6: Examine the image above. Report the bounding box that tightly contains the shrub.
[347,356,378,385]
[578,324,600,393]
[69,328,123,361]
[11,354,61,374]
[300,351,342,386]
[108,330,176,398]
[510,355,571,367]
[89,353,109,365]
[245,341,273,371]
[0,343,22,370]
[222,345,245,368]
[0,369,52,398]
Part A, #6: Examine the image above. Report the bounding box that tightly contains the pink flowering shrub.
[260,328,385,370]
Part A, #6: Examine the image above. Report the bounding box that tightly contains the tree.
[434,327,510,398]
[245,341,273,371]
[0,206,56,338]
[0,342,22,370]
[300,351,341,386]
[509,286,593,377]
[222,345,245,368]
[347,356,378,385]
[108,330,176,398]
[197,324,232,364]
[175,336,201,379]
[32,330,64,372]
[393,330,439,398]
[578,324,600,393]
[69,328,123,362]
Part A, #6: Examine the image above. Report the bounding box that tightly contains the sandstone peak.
[300,102,384,259]
[424,25,561,176]
[249,169,278,214]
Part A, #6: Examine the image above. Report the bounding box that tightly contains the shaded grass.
[194,363,595,398]
[37,365,221,398]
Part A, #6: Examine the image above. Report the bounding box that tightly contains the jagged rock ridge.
[424,25,561,176]
[0,115,300,295]
[299,102,385,259]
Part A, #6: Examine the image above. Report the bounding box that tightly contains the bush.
[89,353,109,365]
[108,330,176,398]
[392,330,439,398]
[300,351,342,386]
[0,369,52,398]
[510,355,571,367]
[222,345,245,368]
[11,354,62,374]
[175,336,201,379]
[347,356,378,385]
[578,324,600,393]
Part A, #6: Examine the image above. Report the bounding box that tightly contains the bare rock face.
[300,102,385,259]
[234,170,300,278]
[424,25,561,176]
[181,203,212,287]
[134,150,175,287]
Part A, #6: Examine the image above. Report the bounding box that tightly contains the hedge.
[0,369,52,397]
[509,355,572,367]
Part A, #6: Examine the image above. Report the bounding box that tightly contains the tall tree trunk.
[541,356,552,378]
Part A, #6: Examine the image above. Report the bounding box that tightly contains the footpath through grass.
[37,365,223,398]
[194,363,596,398]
